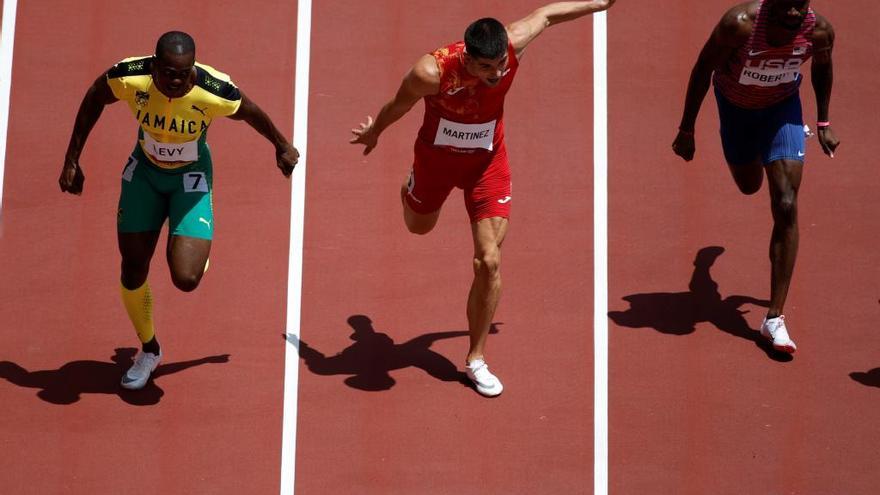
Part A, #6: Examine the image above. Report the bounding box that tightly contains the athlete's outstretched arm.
[59,74,118,195]
[350,55,440,156]
[507,0,617,56]
[811,14,839,158]
[229,92,299,177]
[672,7,749,162]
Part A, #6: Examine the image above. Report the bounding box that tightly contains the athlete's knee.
[737,181,762,195]
[403,207,438,235]
[473,248,501,279]
[772,191,798,224]
[120,259,150,290]
[170,270,203,292]
[405,219,434,235]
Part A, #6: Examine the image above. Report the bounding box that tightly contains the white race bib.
[433,118,496,151]
[142,133,199,162]
[738,59,803,87]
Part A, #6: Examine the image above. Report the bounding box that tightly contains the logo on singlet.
[191,105,207,116]
[135,91,150,108]
[446,87,465,96]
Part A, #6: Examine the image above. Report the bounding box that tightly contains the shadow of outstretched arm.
[0,361,31,386]
[152,354,230,379]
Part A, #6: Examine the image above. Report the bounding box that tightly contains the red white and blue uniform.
[712,0,816,165]
[407,41,519,222]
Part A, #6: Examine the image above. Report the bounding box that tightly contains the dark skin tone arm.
[228,92,299,177]
[60,73,299,194]
[674,3,840,161]
[810,14,838,157]
[59,74,118,194]
[672,4,750,161]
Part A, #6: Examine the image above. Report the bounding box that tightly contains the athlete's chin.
[484,78,500,87]
[158,86,188,99]
[779,19,804,30]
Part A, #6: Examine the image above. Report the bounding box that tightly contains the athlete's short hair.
[464,18,508,60]
[155,31,196,60]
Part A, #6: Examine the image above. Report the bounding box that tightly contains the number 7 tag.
[184,172,209,193]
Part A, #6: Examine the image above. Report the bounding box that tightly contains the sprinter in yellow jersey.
[58,32,299,390]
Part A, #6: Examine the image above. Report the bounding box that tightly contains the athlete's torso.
[107,56,242,169]
[713,0,815,109]
[418,41,519,153]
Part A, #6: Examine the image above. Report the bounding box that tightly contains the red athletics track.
[608,1,880,494]
[0,1,296,493]
[295,1,595,493]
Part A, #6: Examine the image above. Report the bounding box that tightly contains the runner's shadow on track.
[285,315,500,392]
[0,348,230,406]
[608,246,792,362]
[849,369,880,388]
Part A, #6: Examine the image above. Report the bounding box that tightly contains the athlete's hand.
[672,130,696,161]
[350,116,378,155]
[276,143,299,178]
[817,126,840,158]
[59,159,85,195]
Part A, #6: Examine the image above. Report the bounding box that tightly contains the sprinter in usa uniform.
[673,0,838,355]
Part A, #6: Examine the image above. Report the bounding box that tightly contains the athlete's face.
[463,52,509,87]
[153,51,195,99]
[767,0,810,31]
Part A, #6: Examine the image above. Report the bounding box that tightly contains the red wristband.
[817,121,831,128]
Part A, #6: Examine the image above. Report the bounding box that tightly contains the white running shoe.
[121,350,162,390]
[466,359,503,397]
[760,315,797,353]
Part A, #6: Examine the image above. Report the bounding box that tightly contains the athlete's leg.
[118,147,166,355]
[166,157,214,292]
[166,235,211,292]
[118,231,162,354]
[727,159,764,195]
[466,216,508,362]
[716,87,764,195]
[764,159,803,317]
[400,181,440,235]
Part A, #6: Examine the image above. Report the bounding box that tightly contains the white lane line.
[280,0,311,493]
[593,10,609,495]
[0,0,19,221]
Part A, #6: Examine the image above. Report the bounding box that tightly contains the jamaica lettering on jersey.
[418,41,519,152]
[106,56,242,169]
[713,0,816,109]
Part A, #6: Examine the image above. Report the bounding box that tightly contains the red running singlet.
[417,41,519,153]
[713,0,816,109]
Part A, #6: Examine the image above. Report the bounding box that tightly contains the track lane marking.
[593,11,609,495]
[0,0,19,222]
[280,0,311,493]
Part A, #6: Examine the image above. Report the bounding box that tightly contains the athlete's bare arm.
[810,13,839,158]
[672,2,755,161]
[59,74,119,195]
[506,0,617,57]
[228,92,299,177]
[350,55,441,155]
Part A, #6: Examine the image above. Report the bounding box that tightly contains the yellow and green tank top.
[106,56,242,169]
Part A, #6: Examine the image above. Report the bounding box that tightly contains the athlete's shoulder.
[193,62,241,101]
[413,52,442,85]
[812,11,834,34]
[715,1,755,46]
[811,12,835,53]
[107,56,153,79]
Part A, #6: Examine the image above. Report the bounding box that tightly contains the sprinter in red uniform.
[673,0,838,355]
[351,1,617,397]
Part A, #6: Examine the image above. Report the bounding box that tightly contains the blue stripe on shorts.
[714,86,806,166]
